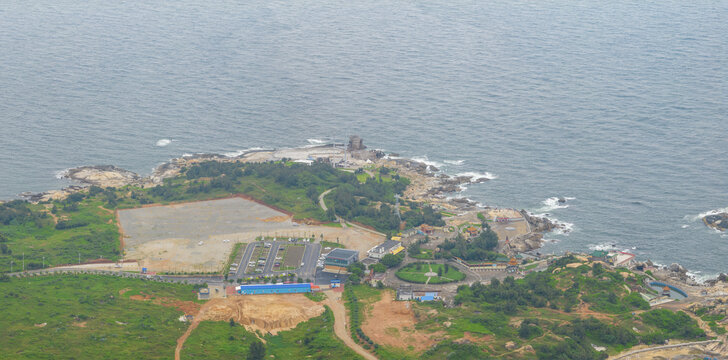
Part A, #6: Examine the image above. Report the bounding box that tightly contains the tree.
[247,340,266,360]
[370,263,387,274]
[437,267,443,276]
[229,318,236,327]
[380,254,403,268]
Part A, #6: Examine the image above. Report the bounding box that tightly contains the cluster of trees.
[437,219,499,261]
[455,274,564,313]
[437,233,500,262]
[0,200,46,226]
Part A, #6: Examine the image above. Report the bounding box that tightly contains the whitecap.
[444,159,465,166]
[681,224,690,229]
[685,207,728,222]
[411,156,445,169]
[156,139,172,147]
[589,243,618,251]
[533,197,574,213]
[54,168,70,179]
[455,171,497,181]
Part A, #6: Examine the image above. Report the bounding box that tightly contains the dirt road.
[323,295,378,360]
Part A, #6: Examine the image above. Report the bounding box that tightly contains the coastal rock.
[558,197,566,203]
[519,210,558,233]
[65,165,143,188]
[505,233,544,254]
[703,213,728,231]
[669,263,687,275]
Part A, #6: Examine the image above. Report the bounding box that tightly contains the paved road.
[235,243,258,279]
[610,339,721,360]
[299,243,321,280]
[263,243,280,274]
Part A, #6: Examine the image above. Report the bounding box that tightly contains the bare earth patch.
[361,291,442,352]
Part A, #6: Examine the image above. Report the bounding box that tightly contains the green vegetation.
[320,240,345,249]
[395,262,465,284]
[0,197,120,273]
[183,307,364,360]
[304,291,327,302]
[0,274,199,359]
[344,285,382,351]
[326,172,444,233]
[437,222,500,261]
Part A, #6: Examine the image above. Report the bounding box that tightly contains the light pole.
[78,252,81,265]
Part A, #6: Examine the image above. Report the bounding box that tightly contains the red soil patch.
[128,291,201,316]
[361,291,442,352]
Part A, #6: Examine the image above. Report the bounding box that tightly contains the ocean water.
[1,0,726,278]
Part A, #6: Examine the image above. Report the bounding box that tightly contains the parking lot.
[231,239,321,281]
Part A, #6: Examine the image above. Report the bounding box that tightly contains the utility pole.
[78,252,81,265]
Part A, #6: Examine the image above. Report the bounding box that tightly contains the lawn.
[410,249,434,260]
[183,307,364,360]
[395,263,465,284]
[0,274,199,359]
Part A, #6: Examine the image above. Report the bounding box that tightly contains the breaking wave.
[54,169,70,179]
[685,207,728,222]
[223,147,266,158]
[534,196,575,213]
[306,138,327,145]
[156,139,172,147]
[411,156,444,169]
[455,171,497,181]
[444,159,465,165]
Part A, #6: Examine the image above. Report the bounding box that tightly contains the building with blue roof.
[236,283,312,295]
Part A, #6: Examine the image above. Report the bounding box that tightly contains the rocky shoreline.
[9,140,723,287]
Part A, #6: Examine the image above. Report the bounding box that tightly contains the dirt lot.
[361,290,442,352]
[176,293,325,360]
[283,245,305,268]
[118,197,384,272]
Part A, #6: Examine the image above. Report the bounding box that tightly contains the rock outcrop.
[704,213,728,231]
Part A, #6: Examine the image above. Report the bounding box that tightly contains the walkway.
[323,294,378,360]
[610,339,720,360]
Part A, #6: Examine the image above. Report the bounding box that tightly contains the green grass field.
[0,274,199,359]
[395,263,465,284]
[183,307,364,360]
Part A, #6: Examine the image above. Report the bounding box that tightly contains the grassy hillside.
[182,307,365,360]
[0,275,199,359]
[347,261,706,360]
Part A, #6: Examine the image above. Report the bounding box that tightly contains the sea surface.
[1,0,726,279]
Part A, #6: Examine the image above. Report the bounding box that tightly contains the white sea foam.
[306,138,327,145]
[54,169,70,179]
[685,207,728,222]
[455,171,497,181]
[411,156,445,169]
[687,271,720,284]
[551,220,575,235]
[681,224,690,229]
[589,243,619,251]
[444,159,465,165]
[182,153,194,158]
[156,139,172,147]
[223,147,266,158]
[534,197,575,213]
